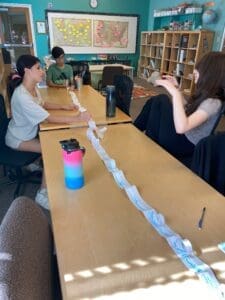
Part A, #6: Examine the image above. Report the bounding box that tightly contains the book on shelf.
[143,68,150,78]
[156,47,163,58]
[180,35,189,48]
[175,63,184,76]
[150,59,156,69]
[177,49,187,63]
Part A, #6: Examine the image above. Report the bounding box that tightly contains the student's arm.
[46,111,91,124]
[156,79,208,133]
[43,101,77,111]
[46,79,66,88]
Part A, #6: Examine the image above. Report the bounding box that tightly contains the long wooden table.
[40,124,225,300]
[39,85,131,131]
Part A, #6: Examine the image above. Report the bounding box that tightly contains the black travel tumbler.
[106,85,116,117]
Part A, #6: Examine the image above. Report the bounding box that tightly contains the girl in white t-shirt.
[6,54,91,210]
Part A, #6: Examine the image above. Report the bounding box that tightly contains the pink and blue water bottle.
[60,139,85,189]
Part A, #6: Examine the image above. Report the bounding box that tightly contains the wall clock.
[90,0,98,8]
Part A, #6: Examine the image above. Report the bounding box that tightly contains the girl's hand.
[76,111,91,122]
[61,104,78,111]
[155,78,180,97]
[161,75,179,87]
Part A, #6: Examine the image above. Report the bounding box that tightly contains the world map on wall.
[51,17,128,48]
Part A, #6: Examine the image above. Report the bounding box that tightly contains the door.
[0,6,34,64]
[0,5,35,109]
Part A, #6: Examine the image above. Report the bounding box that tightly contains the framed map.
[46,10,138,54]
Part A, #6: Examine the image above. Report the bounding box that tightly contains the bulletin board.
[46,10,139,54]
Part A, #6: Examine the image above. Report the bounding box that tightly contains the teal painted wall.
[148,0,225,50]
[2,0,150,70]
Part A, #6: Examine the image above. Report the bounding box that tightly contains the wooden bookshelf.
[138,30,214,95]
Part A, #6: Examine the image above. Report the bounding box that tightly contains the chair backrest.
[0,196,55,299]
[210,101,225,135]
[114,74,134,116]
[101,66,124,88]
[191,132,225,195]
[0,94,10,148]
[66,61,91,84]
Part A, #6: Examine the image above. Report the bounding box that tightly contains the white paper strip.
[69,91,87,112]
[88,119,107,139]
[125,185,152,211]
[86,123,225,299]
[112,169,132,189]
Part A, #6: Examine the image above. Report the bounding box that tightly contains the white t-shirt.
[5,84,49,149]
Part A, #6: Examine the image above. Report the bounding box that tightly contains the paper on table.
[87,129,110,160]
[143,209,177,238]
[104,158,118,173]
[69,91,87,112]
[125,185,152,211]
[198,270,225,299]
[88,119,107,139]
[86,121,225,298]
[167,235,193,258]
[112,169,132,189]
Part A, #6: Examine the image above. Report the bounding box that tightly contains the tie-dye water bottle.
[60,139,85,189]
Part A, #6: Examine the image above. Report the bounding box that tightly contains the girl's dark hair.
[9,54,40,97]
[186,51,225,116]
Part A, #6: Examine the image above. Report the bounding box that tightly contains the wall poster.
[46,10,138,54]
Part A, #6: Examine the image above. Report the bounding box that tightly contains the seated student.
[134,51,225,159]
[46,46,74,88]
[5,54,91,210]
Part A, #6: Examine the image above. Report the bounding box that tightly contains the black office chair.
[210,101,225,134]
[178,101,225,168]
[114,74,134,116]
[191,132,225,195]
[66,61,91,85]
[0,94,41,198]
[98,66,123,92]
